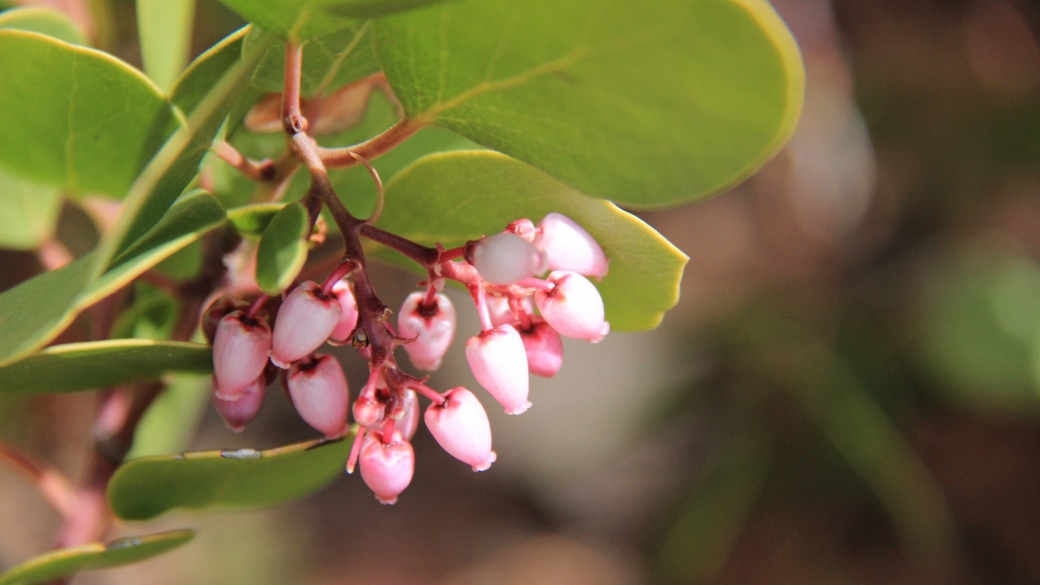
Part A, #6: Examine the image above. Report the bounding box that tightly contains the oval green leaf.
[0,6,86,45]
[256,201,309,294]
[0,340,212,394]
[108,434,356,520]
[0,257,93,368]
[227,202,287,236]
[0,530,195,585]
[0,192,225,368]
[375,0,804,208]
[374,151,688,331]
[92,29,274,273]
[250,22,379,97]
[217,0,444,41]
[85,190,227,306]
[0,169,62,250]
[170,26,248,116]
[0,30,181,198]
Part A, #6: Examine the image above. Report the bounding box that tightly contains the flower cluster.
[206,212,609,504]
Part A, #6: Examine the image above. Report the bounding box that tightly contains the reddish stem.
[214,141,275,181]
[421,280,439,310]
[359,224,439,266]
[381,417,396,444]
[438,245,467,262]
[407,381,447,406]
[281,43,307,134]
[317,119,422,168]
[346,426,365,474]
[245,294,269,320]
[320,260,356,296]
[0,443,76,517]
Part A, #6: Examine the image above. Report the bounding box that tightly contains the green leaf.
[128,373,211,459]
[0,169,62,250]
[0,530,195,585]
[217,0,444,41]
[0,192,225,368]
[0,6,86,45]
[92,29,274,273]
[85,191,227,306]
[108,434,356,520]
[137,0,196,92]
[0,257,93,368]
[375,0,804,208]
[110,283,182,340]
[170,26,248,116]
[375,151,688,331]
[255,202,309,294]
[0,340,212,394]
[0,30,181,199]
[250,21,379,97]
[227,202,286,236]
[153,239,203,281]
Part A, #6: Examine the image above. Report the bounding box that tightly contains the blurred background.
[2,0,1040,583]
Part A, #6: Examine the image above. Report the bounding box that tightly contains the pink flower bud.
[359,431,414,505]
[535,271,610,342]
[506,218,536,243]
[396,390,420,441]
[424,387,496,471]
[353,395,385,428]
[287,354,349,439]
[213,311,272,397]
[328,280,359,344]
[519,320,564,378]
[465,324,531,414]
[212,375,265,432]
[535,213,608,279]
[270,281,341,368]
[398,292,456,371]
[471,232,548,285]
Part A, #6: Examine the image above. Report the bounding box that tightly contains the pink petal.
[398,292,456,371]
[287,354,350,439]
[359,431,414,505]
[465,324,531,414]
[270,281,341,368]
[212,375,265,432]
[328,280,360,343]
[424,387,496,471]
[535,213,608,279]
[519,320,564,378]
[213,311,272,396]
[535,271,610,342]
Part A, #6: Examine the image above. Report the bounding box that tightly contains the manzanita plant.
[0,0,803,582]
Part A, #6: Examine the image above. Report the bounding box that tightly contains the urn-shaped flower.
[425,387,496,471]
[270,281,341,368]
[359,431,414,505]
[465,324,531,414]
[398,292,456,371]
[287,354,349,439]
[213,311,271,397]
[535,271,610,342]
